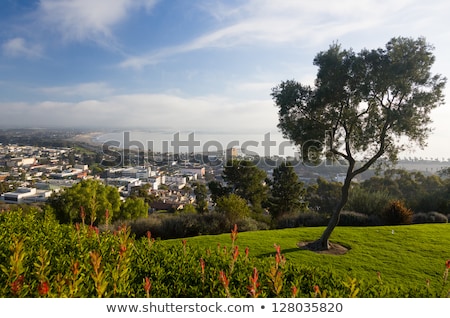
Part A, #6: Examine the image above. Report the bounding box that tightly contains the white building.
[121,167,152,180]
[181,166,205,178]
[1,187,53,204]
[148,175,164,190]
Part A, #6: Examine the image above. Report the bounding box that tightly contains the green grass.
[164,224,450,291]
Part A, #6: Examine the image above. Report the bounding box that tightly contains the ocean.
[94,130,298,158]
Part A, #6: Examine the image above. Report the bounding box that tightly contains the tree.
[48,179,121,225]
[214,193,251,224]
[193,182,209,213]
[305,177,342,214]
[267,161,308,219]
[208,180,231,204]
[117,196,149,220]
[271,36,446,250]
[222,159,268,212]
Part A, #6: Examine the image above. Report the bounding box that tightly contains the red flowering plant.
[247,267,261,298]
[0,237,29,297]
[34,247,51,297]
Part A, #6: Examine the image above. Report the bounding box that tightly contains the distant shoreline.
[68,132,104,146]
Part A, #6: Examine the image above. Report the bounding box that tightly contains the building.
[49,168,86,179]
[6,157,37,168]
[181,166,205,178]
[1,187,53,204]
[226,147,238,162]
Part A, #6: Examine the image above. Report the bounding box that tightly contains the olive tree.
[271,37,446,250]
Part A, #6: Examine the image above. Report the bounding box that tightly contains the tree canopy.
[267,161,308,219]
[272,36,446,250]
[222,159,268,212]
[48,179,121,225]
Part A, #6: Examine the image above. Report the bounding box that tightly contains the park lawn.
[164,224,450,291]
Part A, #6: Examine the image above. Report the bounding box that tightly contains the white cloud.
[39,82,115,98]
[38,0,159,43]
[0,93,278,134]
[2,37,43,59]
[120,0,419,69]
[120,0,450,70]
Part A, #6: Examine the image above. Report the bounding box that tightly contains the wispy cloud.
[2,37,43,59]
[119,0,416,69]
[38,0,159,44]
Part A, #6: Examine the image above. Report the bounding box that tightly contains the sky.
[1,0,450,159]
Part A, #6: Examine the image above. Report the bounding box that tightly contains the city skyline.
[1,0,450,159]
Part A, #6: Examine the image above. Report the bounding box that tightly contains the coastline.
[68,132,104,146]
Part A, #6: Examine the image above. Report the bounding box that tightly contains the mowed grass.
[164,224,450,291]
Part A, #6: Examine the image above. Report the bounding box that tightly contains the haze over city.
[1,0,449,159]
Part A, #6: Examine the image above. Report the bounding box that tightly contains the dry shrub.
[381,200,413,225]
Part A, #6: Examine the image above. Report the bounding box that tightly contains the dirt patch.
[297,241,349,255]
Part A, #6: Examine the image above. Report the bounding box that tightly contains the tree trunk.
[308,172,353,251]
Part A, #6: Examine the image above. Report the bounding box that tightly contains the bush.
[125,212,274,240]
[345,187,391,216]
[338,211,382,226]
[125,212,230,239]
[412,211,449,224]
[275,212,328,229]
[381,200,413,225]
[236,217,270,232]
[1,209,449,298]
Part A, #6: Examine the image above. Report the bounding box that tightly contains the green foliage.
[47,179,121,225]
[361,169,450,214]
[412,212,448,224]
[179,204,197,214]
[193,182,209,214]
[338,211,382,226]
[272,36,446,247]
[0,209,449,297]
[267,162,308,219]
[117,197,149,221]
[305,177,342,214]
[215,194,252,224]
[222,160,268,212]
[345,186,391,216]
[274,212,328,228]
[208,180,231,204]
[272,37,446,163]
[381,200,413,225]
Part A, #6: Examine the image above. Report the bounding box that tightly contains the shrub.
[428,212,448,223]
[412,212,428,224]
[381,200,413,225]
[275,213,302,228]
[236,217,270,232]
[275,212,328,229]
[338,211,383,226]
[215,194,252,224]
[125,212,241,239]
[1,208,449,298]
[412,211,449,224]
[345,187,391,216]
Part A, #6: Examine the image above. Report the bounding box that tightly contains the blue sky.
[1,0,450,159]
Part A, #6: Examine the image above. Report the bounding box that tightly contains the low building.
[0,172,9,182]
[49,168,86,179]
[181,166,205,178]
[6,157,37,168]
[0,187,53,204]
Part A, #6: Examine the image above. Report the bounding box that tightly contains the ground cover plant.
[0,208,449,298]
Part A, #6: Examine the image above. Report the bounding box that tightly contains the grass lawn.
[164,224,450,291]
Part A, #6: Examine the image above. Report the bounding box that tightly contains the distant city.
[1,128,450,207]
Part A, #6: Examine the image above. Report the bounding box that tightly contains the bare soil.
[297,241,349,255]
